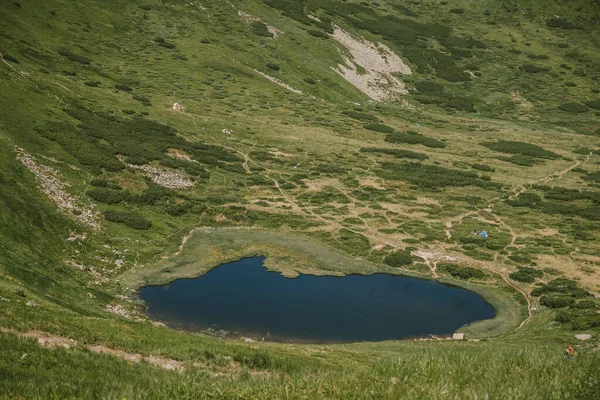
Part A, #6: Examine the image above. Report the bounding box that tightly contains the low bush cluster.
[377,162,501,190]
[414,81,444,93]
[413,93,476,112]
[558,102,589,113]
[363,123,394,133]
[103,210,152,230]
[57,49,91,64]
[521,64,548,73]
[384,250,415,267]
[531,278,591,299]
[37,106,242,176]
[359,147,428,160]
[472,163,494,172]
[385,131,446,148]
[438,263,486,280]
[509,267,543,283]
[482,141,558,159]
[251,21,274,38]
[342,110,378,122]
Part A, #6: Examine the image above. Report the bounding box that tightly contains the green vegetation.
[482,141,559,159]
[103,210,152,230]
[559,102,589,113]
[251,21,274,38]
[377,162,499,190]
[383,250,415,267]
[509,267,543,283]
[363,123,394,133]
[342,110,378,122]
[359,147,428,160]
[385,131,446,148]
[439,263,486,280]
[1,0,599,397]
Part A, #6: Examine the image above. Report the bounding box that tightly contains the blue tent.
[480,231,488,238]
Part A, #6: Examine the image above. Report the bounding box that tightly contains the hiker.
[565,345,574,358]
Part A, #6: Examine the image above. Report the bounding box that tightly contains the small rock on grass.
[574,334,592,341]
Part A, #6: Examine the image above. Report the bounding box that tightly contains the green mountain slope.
[0,0,599,398]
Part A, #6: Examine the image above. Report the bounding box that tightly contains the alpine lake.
[139,256,496,343]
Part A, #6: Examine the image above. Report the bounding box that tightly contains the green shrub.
[377,162,500,190]
[363,123,394,133]
[266,63,280,70]
[413,93,476,112]
[385,131,446,148]
[263,0,313,25]
[87,188,126,204]
[439,263,486,280]
[509,271,535,283]
[546,18,576,29]
[482,141,558,159]
[540,295,575,308]
[308,29,328,38]
[251,21,274,38]
[359,147,428,160]
[518,267,543,278]
[574,299,597,309]
[415,81,444,93]
[313,163,346,175]
[57,49,91,64]
[532,278,591,298]
[336,229,371,255]
[103,210,151,230]
[304,78,317,85]
[115,84,133,91]
[132,95,151,104]
[84,81,100,87]
[497,155,537,166]
[2,53,19,63]
[90,179,122,190]
[584,100,600,110]
[472,164,494,172]
[158,42,176,49]
[509,267,542,283]
[384,250,415,267]
[165,203,191,216]
[527,53,549,60]
[558,102,589,113]
[449,8,464,14]
[521,64,548,73]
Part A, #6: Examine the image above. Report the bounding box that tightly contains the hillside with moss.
[1,0,599,398]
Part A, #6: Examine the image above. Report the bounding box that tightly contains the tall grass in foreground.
[1,332,598,399]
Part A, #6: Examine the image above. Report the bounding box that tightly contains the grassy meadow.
[0,0,599,398]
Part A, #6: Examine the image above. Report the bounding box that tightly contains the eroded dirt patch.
[331,27,411,101]
[16,148,99,229]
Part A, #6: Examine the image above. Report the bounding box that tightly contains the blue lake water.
[139,256,496,342]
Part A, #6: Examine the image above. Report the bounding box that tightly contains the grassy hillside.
[0,0,599,398]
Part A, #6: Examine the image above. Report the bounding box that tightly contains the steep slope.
[0,0,599,398]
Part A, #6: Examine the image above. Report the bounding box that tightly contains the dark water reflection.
[140,257,495,342]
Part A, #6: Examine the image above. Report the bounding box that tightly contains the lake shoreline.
[126,227,525,339]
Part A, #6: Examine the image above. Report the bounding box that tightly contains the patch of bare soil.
[167,149,196,163]
[15,148,100,229]
[331,27,411,101]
